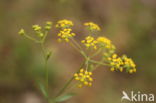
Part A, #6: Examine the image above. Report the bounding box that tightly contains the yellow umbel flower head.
[84,22,100,31]
[96,36,116,50]
[107,54,137,74]
[57,28,75,42]
[56,19,73,28]
[74,69,93,88]
[81,36,97,49]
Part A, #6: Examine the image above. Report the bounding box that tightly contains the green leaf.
[54,93,76,103]
[38,82,48,98]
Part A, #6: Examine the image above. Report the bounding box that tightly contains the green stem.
[40,43,49,100]
[45,59,49,92]
[41,43,46,58]
[42,31,48,43]
[24,34,41,43]
[90,60,109,66]
[85,59,89,71]
[44,58,50,103]
[70,38,88,59]
[40,33,50,102]
[89,59,111,72]
[55,61,85,97]
[70,38,82,50]
[90,49,102,58]
[69,42,81,54]
[65,82,79,94]
[55,77,74,97]
[80,51,88,60]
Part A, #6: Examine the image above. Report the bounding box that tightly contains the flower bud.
[32,25,41,31]
[18,29,25,36]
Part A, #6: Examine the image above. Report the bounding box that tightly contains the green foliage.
[54,93,76,103]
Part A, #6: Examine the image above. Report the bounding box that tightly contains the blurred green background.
[0,0,156,103]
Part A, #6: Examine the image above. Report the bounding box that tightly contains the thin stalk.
[40,43,49,98]
[42,31,48,43]
[70,42,87,60]
[55,76,74,97]
[65,82,79,94]
[85,59,89,71]
[41,43,46,59]
[70,38,82,50]
[40,33,50,102]
[45,59,48,92]
[69,42,82,54]
[90,49,102,58]
[70,38,88,59]
[55,61,85,97]
[90,59,111,72]
[24,34,41,43]
[91,64,100,72]
[80,51,88,60]
[44,58,49,103]
[90,60,109,66]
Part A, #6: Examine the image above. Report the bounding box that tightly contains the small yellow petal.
[110,68,115,72]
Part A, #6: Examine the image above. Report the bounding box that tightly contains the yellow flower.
[107,54,137,74]
[74,69,93,88]
[32,25,41,31]
[108,54,123,71]
[45,21,52,30]
[133,68,137,72]
[18,29,25,36]
[46,21,52,25]
[84,22,100,31]
[81,36,97,49]
[119,68,123,72]
[96,36,115,50]
[122,55,136,74]
[57,28,75,42]
[56,19,73,28]
[110,67,115,71]
[32,24,45,38]
[129,69,133,74]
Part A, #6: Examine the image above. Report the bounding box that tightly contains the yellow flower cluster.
[56,19,73,28]
[32,25,42,31]
[45,21,52,30]
[74,69,93,88]
[32,25,44,37]
[122,55,136,73]
[56,20,75,42]
[84,22,100,31]
[108,54,124,72]
[57,28,75,42]
[18,20,138,91]
[81,36,98,49]
[108,54,136,73]
[18,21,53,39]
[81,36,115,52]
[96,36,115,50]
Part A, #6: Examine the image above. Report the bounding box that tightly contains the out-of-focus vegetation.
[0,0,156,103]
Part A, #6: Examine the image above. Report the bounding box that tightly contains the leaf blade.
[54,93,76,103]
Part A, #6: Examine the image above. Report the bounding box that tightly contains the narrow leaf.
[38,82,48,98]
[54,93,76,102]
